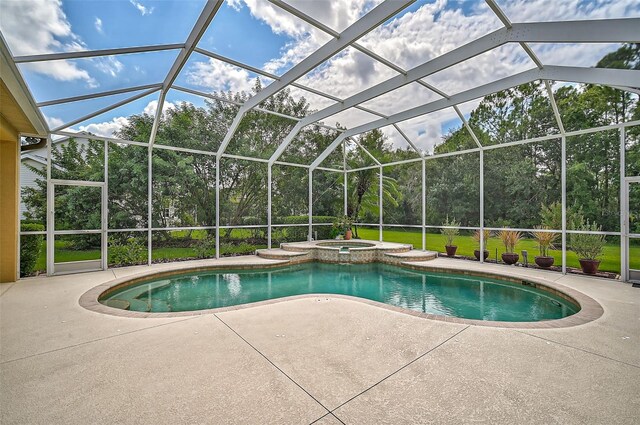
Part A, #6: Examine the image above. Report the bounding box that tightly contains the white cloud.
[281,0,381,33]
[26,61,98,87]
[129,0,154,16]
[77,116,131,138]
[94,17,103,34]
[143,100,177,116]
[67,100,179,137]
[0,0,97,87]
[498,0,638,22]
[226,0,242,11]
[186,59,260,93]
[218,0,639,152]
[95,56,124,77]
[392,108,464,154]
[44,115,65,130]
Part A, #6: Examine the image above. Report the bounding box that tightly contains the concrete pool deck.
[1,256,639,424]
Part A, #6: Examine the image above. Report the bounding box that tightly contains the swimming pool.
[99,263,580,322]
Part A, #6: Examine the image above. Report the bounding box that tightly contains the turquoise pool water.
[100,263,579,321]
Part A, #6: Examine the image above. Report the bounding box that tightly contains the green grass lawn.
[357,227,638,274]
[32,230,266,272]
[30,227,636,275]
[35,243,100,271]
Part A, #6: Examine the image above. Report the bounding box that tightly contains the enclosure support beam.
[52,87,160,133]
[13,43,185,63]
[561,136,567,275]
[352,138,382,165]
[479,149,484,264]
[149,88,167,147]
[268,0,408,82]
[453,106,483,149]
[545,79,567,274]
[545,81,566,134]
[379,166,383,242]
[268,18,639,159]
[346,67,639,137]
[46,135,53,275]
[313,67,639,165]
[102,140,108,271]
[192,47,389,121]
[422,158,426,251]
[37,83,164,108]
[147,146,153,265]
[393,124,424,157]
[149,0,225,146]
[485,0,545,70]
[620,127,627,282]
[308,170,313,241]
[215,157,220,259]
[267,164,272,249]
[219,0,415,158]
[343,143,348,217]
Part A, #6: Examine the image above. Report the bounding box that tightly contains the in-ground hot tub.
[280,239,411,263]
[316,241,377,248]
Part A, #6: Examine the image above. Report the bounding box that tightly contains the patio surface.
[1,256,639,424]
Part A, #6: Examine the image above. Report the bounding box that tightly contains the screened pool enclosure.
[3,0,639,281]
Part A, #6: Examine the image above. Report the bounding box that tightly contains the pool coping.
[78,259,604,329]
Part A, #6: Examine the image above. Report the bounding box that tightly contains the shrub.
[108,237,146,266]
[540,202,583,231]
[570,219,606,260]
[272,216,336,242]
[332,216,353,235]
[194,236,216,258]
[441,216,460,246]
[220,243,258,256]
[20,223,44,277]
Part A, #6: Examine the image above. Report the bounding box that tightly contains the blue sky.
[1,0,637,153]
[8,0,307,127]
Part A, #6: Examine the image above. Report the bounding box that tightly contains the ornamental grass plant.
[531,226,558,257]
[498,229,523,254]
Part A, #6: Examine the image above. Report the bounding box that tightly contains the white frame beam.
[193,46,389,120]
[216,0,416,157]
[37,83,163,107]
[620,128,627,282]
[0,33,48,134]
[6,0,639,282]
[51,86,161,133]
[148,0,225,146]
[311,66,640,168]
[270,18,640,163]
[13,44,185,63]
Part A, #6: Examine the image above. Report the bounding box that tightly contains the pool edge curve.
[79,260,604,329]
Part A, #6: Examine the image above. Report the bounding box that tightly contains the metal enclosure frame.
[2,0,638,281]
[48,180,106,275]
[623,177,640,283]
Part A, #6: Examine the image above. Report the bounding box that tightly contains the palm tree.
[348,168,401,238]
[345,129,402,238]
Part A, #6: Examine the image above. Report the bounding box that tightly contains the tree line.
[23,44,639,245]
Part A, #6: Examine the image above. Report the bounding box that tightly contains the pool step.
[384,250,438,263]
[256,248,310,261]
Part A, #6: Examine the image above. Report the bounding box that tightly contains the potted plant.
[472,229,491,260]
[570,219,606,274]
[498,229,522,265]
[531,226,558,268]
[333,215,354,240]
[441,216,460,256]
